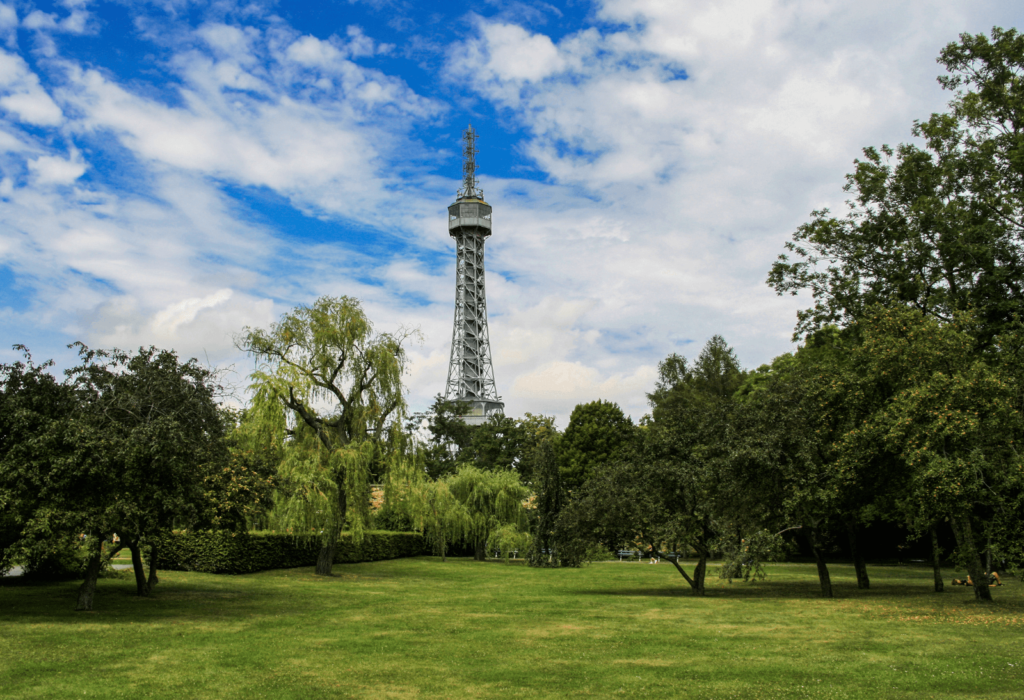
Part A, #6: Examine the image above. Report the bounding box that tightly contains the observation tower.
[443,125,504,425]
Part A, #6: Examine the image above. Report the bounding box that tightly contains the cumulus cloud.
[27,149,86,184]
[22,0,94,35]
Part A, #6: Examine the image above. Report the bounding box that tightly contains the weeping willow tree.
[237,296,409,576]
[387,458,530,562]
[429,466,530,561]
[447,466,530,561]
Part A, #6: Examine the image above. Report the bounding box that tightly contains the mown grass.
[1,559,1021,699]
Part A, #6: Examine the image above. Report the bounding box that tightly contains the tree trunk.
[692,555,707,595]
[949,515,992,602]
[660,548,706,596]
[474,542,486,561]
[127,539,149,596]
[805,527,833,598]
[147,542,159,590]
[930,524,944,593]
[315,540,336,576]
[315,489,347,576]
[75,536,104,612]
[847,522,870,590]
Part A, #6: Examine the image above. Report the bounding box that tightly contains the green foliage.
[717,530,785,583]
[416,397,558,483]
[560,336,750,591]
[769,27,1024,344]
[514,413,560,486]
[648,336,745,423]
[0,350,81,575]
[370,502,415,532]
[200,410,278,531]
[239,296,409,454]
[560,399,634,492]
[154,530,426,575]
[393,460,531,560]
[238,296,410,569]
[445,465,531,557]
[20,533,92,581]
[2,344,231,606]
[526,438,563,567]
[832,307,1024,580]
[415,395,475,479]
[71,344,229,538]
[487,523,530,562]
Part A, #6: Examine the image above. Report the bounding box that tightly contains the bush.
[370,504,414,532]
[20,534,93,581]
[155,530,426,574]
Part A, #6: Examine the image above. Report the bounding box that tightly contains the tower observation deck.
[444,125,504,425]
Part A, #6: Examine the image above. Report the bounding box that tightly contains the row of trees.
[0,345,276,609]
[539,27,1024,602]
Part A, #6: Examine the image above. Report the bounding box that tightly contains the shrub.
[155,530,426,574]
[370,503,414,532]
[20,534,93,581]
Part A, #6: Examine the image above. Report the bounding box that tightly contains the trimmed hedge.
[155,530,427,574]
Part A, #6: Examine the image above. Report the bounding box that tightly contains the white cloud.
[286,35,345,66]
[152,288,234,335]
[513,360,657,404]
[0,50,63,125]
[478,22,565,82]
[28,150,86,184]
[22,0,92,35]
[0,3,17,47]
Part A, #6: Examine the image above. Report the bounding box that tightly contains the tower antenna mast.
[458,125,482,200]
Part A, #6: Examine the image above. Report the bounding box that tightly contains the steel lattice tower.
[444,125,503,424]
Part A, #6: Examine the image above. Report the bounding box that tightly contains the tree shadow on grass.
[0,575,297,624]
[575,578,1024,602]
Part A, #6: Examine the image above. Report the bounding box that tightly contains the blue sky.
[1,0,1021,425]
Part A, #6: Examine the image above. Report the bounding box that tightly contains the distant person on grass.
[951,572,1001,587]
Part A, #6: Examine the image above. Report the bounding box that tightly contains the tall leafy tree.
[238,296,409,576]
[730,343,852,597]
[832,307,1024,601]
[199,409,278,532]
[769,28,1024,345]
[558,337,746,594]
[416,395,476,479]
[526,437,563,567]
[0,350,84,579]
[560,400,635,493]
[417,398,558,485]
[69,345,229,602]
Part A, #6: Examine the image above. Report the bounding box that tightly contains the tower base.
[455,398,505,425]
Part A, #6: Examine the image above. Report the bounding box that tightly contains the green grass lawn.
[1,558,1021,699]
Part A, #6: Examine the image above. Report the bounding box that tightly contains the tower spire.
[444,126,502,424]
[458,124,483,200]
